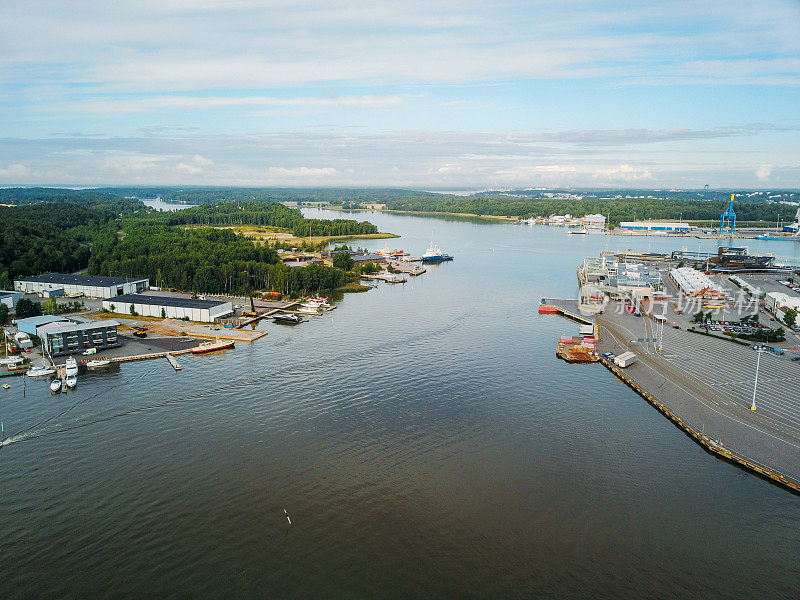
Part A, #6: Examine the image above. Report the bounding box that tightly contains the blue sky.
[1,0,799,188]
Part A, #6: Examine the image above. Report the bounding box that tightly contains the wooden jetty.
[166,353,181,371]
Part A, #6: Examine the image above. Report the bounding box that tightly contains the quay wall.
[598,353,800,495]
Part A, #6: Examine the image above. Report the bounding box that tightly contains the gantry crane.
[719,193,736,235]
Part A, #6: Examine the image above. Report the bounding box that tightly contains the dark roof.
[16,273,147,287]
[106,294,230,309]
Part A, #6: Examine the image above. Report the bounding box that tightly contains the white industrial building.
[670,267,725,299]
[765,292,800,320]
[0,289,23,309]
[14,273,149,298]
[104,294,233,322]
[582,214,607,230]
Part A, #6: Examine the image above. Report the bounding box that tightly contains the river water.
[2,209,800,599]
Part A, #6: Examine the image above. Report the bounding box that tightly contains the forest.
[375,195,796,226]
[0,203,121,286]
[0,197,377,297]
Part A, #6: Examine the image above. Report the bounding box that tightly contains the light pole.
[751,348,763,411]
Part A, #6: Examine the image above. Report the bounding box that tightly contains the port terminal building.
[14,273,149,298]
[104,294,233,322]
[765,292,800,321]
[669,267,725,299]
[620,221,693,232]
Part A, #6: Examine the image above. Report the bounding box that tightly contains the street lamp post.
[751,348,763,411]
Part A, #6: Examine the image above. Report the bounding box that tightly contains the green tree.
[43,296,58,314]
[161,307,166,319]
[15,298,42,318]
[692,311,704,323]
[784,309,797,327]
[332,252,354,271]
[130,303,138,316]
[0,303,8,324]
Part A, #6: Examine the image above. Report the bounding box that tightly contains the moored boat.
[65,374,77,389]
[192,339,235,354]
[27,365,56,377]
[50,379,62,393]
[273,313,304,324]
[421,243,454,263]
[65,357,79,377]
[86,359,111,368]
[298,305,320,315]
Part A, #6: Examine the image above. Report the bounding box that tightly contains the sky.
[1,0,799,189]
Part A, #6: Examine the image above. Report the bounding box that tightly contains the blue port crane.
[719,193,736,235]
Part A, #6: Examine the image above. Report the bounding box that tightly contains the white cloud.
[593,164,654,182]
[0,163,31,180]
[756,164,773,180]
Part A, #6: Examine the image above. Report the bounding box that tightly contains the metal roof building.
[14,273,149,298]
[0,289,23,309]
[103,294,233,322]
[16,315,72,336]
[40,319,120,356]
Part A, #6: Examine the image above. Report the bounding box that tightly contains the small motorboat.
[65,374,77,389]
[273,313,304,325]
[65,357,79,377]
[3,384,10,390]
[86,359,111,368]
[0,355,24,367]
[83,348,97,355]
[27,365,56,377]
[50,379,62,393]
[191,340,235,354]
[298,305,320,315]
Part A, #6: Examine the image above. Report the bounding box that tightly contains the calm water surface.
[2,209,800,599]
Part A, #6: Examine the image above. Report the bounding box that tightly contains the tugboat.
[421,243,454,263]
[273,313,304,325]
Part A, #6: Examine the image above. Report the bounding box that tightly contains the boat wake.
[0,311,471,450]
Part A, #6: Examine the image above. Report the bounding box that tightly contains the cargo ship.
[192,339,235,354]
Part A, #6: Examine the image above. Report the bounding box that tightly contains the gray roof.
[16,315,71,328]
[106,293,229,309]
[15,273,147,287]
[0,289,20,298]
[42,319,120,335]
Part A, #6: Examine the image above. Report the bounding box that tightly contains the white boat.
[14,331,33,349]
[298,306,320,315]
[568,228,588,235]
[0,355,24,366]
[65,374,77,389]
[65,357,79,377]
[50,379,62,393]
[27,365,56,377]
[304,297,331,308]
[83,348,97,355]
[86,359,111,368]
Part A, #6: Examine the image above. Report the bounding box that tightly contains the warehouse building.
[765,292,800,321]
[14,273,149,298]
[39,320,120,357]
[620,221,693,232]
[104,294,233,322]
[16,315,72,337]
[0,289,23,309]
[670,267,725,299]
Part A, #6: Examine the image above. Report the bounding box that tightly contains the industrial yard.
[544,244,800,493]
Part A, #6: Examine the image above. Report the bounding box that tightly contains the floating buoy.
[284,508,292,525]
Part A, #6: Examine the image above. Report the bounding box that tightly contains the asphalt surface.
[597,303,800,482]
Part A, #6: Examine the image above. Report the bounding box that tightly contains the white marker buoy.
[284,508,292,525]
